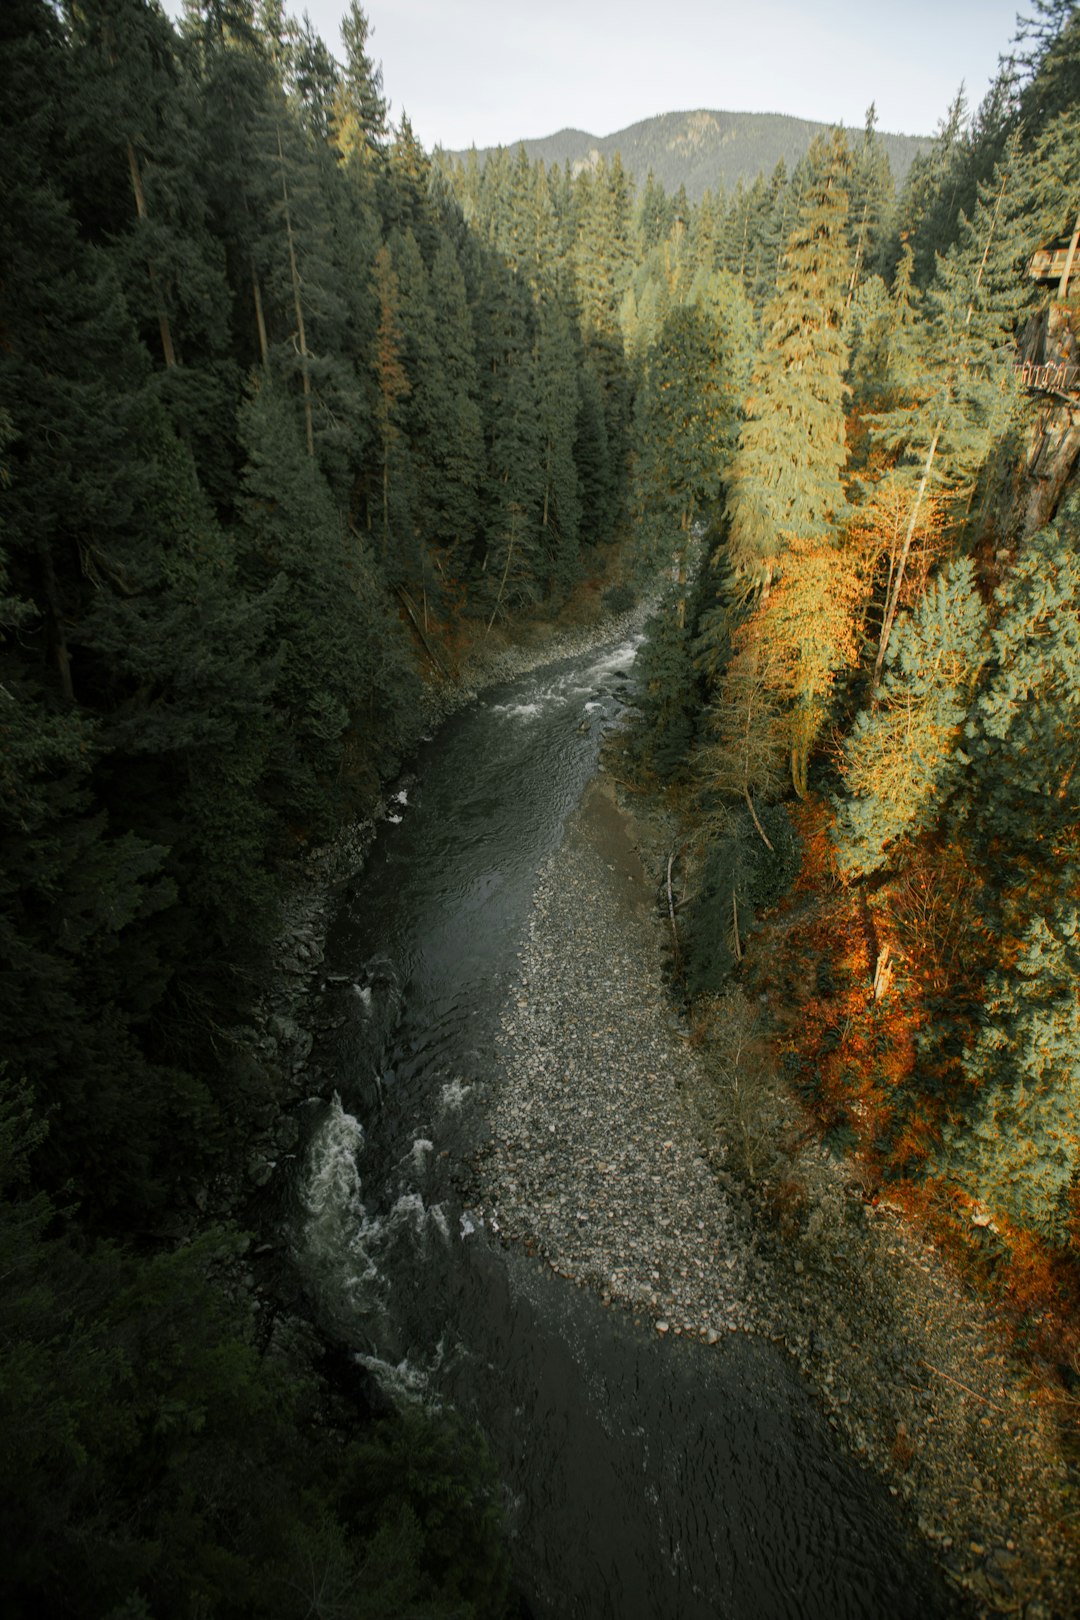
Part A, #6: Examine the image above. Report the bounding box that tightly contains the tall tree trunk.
[845,197,870,311]
[1057,207,1080,302]
[744,784,774,851]
[873,425,940,689]
[36,538,74,702]
[251,262,269,368]
[485,508,520,637]
[126,141,176,369]
[277,126,314,457]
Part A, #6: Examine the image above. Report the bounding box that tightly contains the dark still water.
[286,633,960,1619]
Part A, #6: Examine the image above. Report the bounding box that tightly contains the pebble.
[475,761,1079,1618]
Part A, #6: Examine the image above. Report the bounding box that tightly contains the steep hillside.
[448,108,932,197]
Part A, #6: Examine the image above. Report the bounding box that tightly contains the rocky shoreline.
[229,596,1077,1616]
[477,771,1079,1620]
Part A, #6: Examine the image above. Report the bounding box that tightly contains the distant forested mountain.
[447,108,932,198]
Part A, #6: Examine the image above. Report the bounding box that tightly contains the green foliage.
[682,804,800,993]
[627,588,699,781]
[601,582,638,614]
[962,496,1080,854]
[0,1067,511,1618]
[340,1409,511,1618]
[942,906,1080,1238]
[724,129,852,594]
[833,558,987,878]
[631,278,753,576]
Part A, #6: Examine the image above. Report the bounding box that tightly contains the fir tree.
[943,903,1080,1238]
[724,129,853,596]
[867,135,1028,685]
[833,558,987,878]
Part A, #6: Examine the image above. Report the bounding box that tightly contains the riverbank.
[235,596,652,1196]
[478,769,1079,1619]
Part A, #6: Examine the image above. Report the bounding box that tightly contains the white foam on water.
[354,1352,432,1405]
[304,1094,365,1223]
[585,633,644,683]
[440,1077,472,1112]
[490,699,544,720]
[410,1136,434,1172]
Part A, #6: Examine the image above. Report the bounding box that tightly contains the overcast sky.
[174,1,1027,151]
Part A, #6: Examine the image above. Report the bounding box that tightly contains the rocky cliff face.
[1014,302,1080,535]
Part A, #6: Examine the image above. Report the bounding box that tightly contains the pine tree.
[236,378,419,830]
[892,85,970,287]
[370,240,416,583]
[961,495,1080,871]
[846,104,895,302]
[574,357,614,547]
[698,622,787,849]
[533,293,583,596]
[632,303,733,617]
[724,129,853,596]
[424,235,484,567]
[65,0,240,493]
[943,903,1080,1238]
[332,0,388,168]
[867,136,1028,685]
[472,265,543,621]
[636,169,673,252]
[572,154,634,500]
[628,585,699,782]
[751,531,866,797]
[689,186,725,272]
[833,558,987,878]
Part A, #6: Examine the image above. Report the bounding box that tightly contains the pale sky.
[170,0,1027,151]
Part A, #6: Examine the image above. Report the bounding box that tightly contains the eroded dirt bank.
[477,772,1079,1620]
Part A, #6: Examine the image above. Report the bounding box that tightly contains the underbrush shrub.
[601,582,637,615]
[682,804,801,994]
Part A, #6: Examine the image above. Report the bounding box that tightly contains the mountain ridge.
[445,108,933,199]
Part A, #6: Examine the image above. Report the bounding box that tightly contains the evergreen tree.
[332,0,388,166]
[632,303,733,616]
[628,584,699,781]
[943,903,1080,1239]
[424,235,484,568]
[534,293,583,596]
[724,129,852,597]
[369,239,417,584]
[236,378,419,829]
[574,356,614,547]
[963,497,1080,863]
[866,136,1028,684]
[636,169,673,252]
[833,558,987,878]
[751,530,866,797]
[572,154,634,502]
[698,622,787,849]
[472,265,543,620]
[846,103,895,299]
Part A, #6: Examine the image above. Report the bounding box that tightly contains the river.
[286,631,959,1619]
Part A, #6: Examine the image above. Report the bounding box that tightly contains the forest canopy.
[2,0,1080,1612]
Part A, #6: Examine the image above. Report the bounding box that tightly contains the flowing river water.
[286,633,958,1619]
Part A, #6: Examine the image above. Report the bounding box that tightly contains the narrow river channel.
[287,632,959,1619]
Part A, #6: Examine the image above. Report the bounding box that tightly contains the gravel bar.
[478,770,1080,1620]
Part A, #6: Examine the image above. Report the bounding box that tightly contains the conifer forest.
[3,0,1080,1614]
